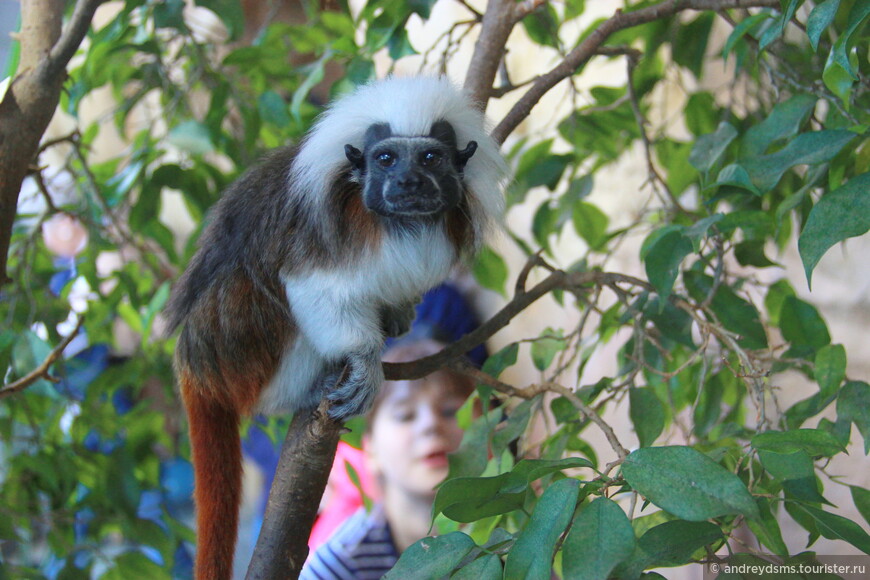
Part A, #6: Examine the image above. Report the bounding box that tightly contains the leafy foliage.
[2,0,869,578]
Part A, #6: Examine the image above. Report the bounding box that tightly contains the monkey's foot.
[325,353,382,421]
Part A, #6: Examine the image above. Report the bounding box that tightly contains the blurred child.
[300,338,475,579]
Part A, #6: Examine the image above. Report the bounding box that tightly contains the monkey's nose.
[398,175,423,189]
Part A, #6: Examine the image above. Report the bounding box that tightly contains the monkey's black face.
[344,120,477,221]
[363,137,461,218]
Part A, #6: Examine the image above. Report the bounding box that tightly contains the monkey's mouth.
[379,195,454,218]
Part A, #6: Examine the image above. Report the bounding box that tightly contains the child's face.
[365,374,468,500]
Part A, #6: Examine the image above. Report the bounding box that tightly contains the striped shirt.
[301,505,400,579]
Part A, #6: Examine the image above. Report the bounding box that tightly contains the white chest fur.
[256,225,457,414]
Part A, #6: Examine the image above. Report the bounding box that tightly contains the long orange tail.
[181,373,243,580]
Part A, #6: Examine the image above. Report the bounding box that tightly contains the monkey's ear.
[456,141,477,170]
[345,144,365,171]
[429,120,458,149]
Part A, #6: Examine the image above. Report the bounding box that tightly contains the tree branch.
[0,0,103,286]
[0,316,84,398]
[384,266,652,382]
[246,398,343,580]
[46,0,104,78]
[449,358,629,461]
[491,0,780,144]
[463,0,523,109]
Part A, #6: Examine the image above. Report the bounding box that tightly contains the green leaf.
[723,12,771,60]
[563,497,636,580]
[748,498,789,555]
[387,27,417,59]
[734,241,778,268]
[765,279,796,327]
[522,4,561,49]
[837,381,870,454]
[751,429,846,457]
[196,0,245,40]
[742,94,817,159]
[492,398,534,459]
[684,214,724,251]
[167,121,214,155]
[655,139,697,195]
[621,446,759,521]
[693,372,728,437]
[710,164,761,196]
[117,302,144,335]
[799,172,870,289]
[448,408,504,479]
[532,202,559,255]
[436,458,592,522]
[473,246,509,297]
[142,282,171,338]
[814,344,846,396]
[779,296,831,353]
[643,228,692,302]
[451,554,502,580]
[758,12,787,50]
[504,478,579,580]
[742,130,855,193]
[258,91,290,127]
[790,504,870,554]
[385,532,476,579]
[673,13,714,78]
[482,343,519,378]
[823,48,857,102]
[615,520,723,577]
[851,486,870,528]
[758,449,815,481]
[12,331,53,388]
[689,122,737,172]
[629,387,665,447]
[716,210,772,239]
[291,57,327,122]
[531,328,566,371]
[102,551,168,580]
[807,0,841,51]
[515,140,567,191]
[683,271,768,350]
[685,92,719,136]
[645,298,695,348]
[822,1,870,99]
[572,201,609,251]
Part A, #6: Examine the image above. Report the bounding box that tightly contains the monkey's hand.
[325,349,384,420]
[380,300,418,338]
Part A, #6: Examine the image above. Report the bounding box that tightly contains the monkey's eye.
[420,151,443,167]
[376,152,396,167]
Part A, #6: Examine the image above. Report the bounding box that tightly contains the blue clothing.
[301,506,400,580]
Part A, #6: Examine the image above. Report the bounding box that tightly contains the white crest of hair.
[290,75,507,243]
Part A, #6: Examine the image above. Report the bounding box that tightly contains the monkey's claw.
[324,352,382,420]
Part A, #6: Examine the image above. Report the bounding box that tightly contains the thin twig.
[450,358,629,462]
[45,0,106,79]
[384,268,652,382]
[0,317,85,398]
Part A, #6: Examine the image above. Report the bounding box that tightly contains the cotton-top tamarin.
[165,76,507,579]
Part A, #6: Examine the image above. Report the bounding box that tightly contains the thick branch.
[0,317,84,398]
[246,399,343,580]
[0,0,103,286]
[463,0,522,109]
[491,0,780,144]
